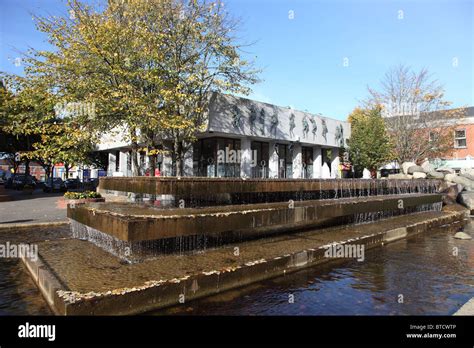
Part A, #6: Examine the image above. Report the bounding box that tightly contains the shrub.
[64,191,102,199]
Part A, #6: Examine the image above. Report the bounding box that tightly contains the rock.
[457,191,474,211]
[460,173,474,182]
[444,173,456,182]
[454,232,472,240]
[459,171,474,182]
[445,174,474,190]
[388,173,413,179]
[402,162,417,175]
[460,168,474,176]
[412,172,427,179]
[441,183,461,205]
[427,171,445,179]
[407,165,425,174]
[421,160,435,173]
[437,166,454,174]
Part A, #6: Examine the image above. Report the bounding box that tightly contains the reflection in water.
[0,227,70,316]
[0,222,472,315]
[156,224,474,316]
[0,258,51,315]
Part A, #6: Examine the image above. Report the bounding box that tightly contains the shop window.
[302,147,313,179]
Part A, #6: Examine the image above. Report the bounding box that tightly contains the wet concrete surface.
[157,223,474,315]
[36,210,453,293]
[0,226,71,315]
[1,210,472,315]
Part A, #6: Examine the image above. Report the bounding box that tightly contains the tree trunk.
[25,159,30,176]
[50,165,55,188]
[129,128,141,176]
[130,147,140,176]
[65,162,70,179]
[148,153,156,177]
[174,140,183,177]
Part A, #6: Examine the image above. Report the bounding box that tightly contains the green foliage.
[346,107,394,172]
[64,191,101,199]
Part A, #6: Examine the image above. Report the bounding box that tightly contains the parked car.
[64,178,81,190]
[12,174,37,190]
[90,178,99,188]
[83,178,99,191]
[4,176,14,189]
[43,178,66,192]
[35,180,46,190]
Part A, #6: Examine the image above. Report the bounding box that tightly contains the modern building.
[97,93,351,179]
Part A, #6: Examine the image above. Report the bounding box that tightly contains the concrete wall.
[206,93,350,148]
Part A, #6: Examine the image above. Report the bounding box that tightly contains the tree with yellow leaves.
[22,0,259,176]
[0,74,96,185]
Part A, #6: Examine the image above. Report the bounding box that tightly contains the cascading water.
[69,178,445,263]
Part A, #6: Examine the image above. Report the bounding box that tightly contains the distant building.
[0,159,98,181]
[430,106,474,172]
[0,160,46,180]
[97,93,351,178]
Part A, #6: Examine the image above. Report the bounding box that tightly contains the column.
[108,152,116,176]
[330,148,340,179]
[119,151,128,176]
[313,146,322,178]
[240,138,252,178]
[162,152,173,177]
[269,142,279,178]
[292,143,302,178]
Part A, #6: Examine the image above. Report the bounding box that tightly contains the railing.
[251,167,269,178]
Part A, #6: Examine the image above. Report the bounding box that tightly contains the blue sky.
[1,0,473,120]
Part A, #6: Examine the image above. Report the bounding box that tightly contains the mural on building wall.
[249,105,257,134]
[232,105,242,129]
[270,109,279,137]
[302,115,309,139]
[310,116,317,140]
[207,94,350,147]
[321,118,328,142]
[289,113,296,137]
[335,124,344,147]
[259,108,266,135]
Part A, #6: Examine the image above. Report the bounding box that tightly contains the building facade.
[97,93,351,179]
[436,106,474,171]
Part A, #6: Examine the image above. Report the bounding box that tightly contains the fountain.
[21,177,467,315]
